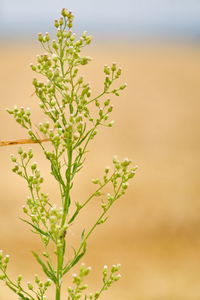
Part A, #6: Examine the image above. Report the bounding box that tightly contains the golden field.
[0,43,200,299]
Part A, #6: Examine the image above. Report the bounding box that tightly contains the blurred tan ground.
[0,43,200,300]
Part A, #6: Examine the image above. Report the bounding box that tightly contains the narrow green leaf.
[68,207,80,224]
[6,282,30,300]
[70,248,86,268]
[74,129,92,148]
[81,229,85,240]
[47,261,55,275]
[20,218,49,237]
[63,242,87,275]
[32,251,57,283]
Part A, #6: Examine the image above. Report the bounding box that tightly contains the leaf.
[6,282,30,300]
[75,129,92,148]
[70,246,86,269]
[68,206,80,224]
[63,242,87,275]
[47,261,55,275]
[32,251,57,283]
[81,229,85,240]
[97,216,109,225]
[20,218,49,237]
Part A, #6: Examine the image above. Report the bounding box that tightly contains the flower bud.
[128,170,136,178]
[108,105,113,113]
[4,255,10,264]
[103,265,108,275]
[45,279,52,287]
[120,83,127,90]
[30,63,36,71]
[104,65,110,75]
[92,178,100,184]
[45,32,50,42]
[31,163,37,170]
[122,182,129,190]
[59,17,64,26]
[121,158,131,167]
[34,274,40,284]
[52,40,58,50]
[114,274,121,281]
[111,264,121,272]
[86,36,92,44]
[104,99,110,106]
[108,120,114,127]
[27,282,33,290]
[61,8,69,17]
[111,63,117,72]
[22,206,28,214]
[18,147,23,155]
[54,20,59,28]
[105,166,110,174]
[10,155,17,163]
[38,33,43,42]
[116,68,122,76]
[17,274,22,282]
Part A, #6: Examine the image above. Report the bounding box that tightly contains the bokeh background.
[0,1,200,299]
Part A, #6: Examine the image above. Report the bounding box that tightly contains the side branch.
[0,138,50,147]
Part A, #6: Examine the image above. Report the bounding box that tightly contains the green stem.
[56,282,61,300]
[61,146,72,226]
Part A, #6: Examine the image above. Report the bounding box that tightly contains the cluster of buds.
[91,166,111,196]
[102,264,121,288]
[6,106,31,130]
[38,32,50,44]
[111,156,137,197]
[94,97,114,128]
[39,117,84,151]
[15,275,52,299]
[85,264,121,300]
[103,63,127,95]
[10,148,57,244]
[24,196,68,245]
[33,79,64,125]
[23,192,49,221]
[61,8,74,29]
[91,157,137,212]
[47,205,69,244]
[11,148,33,175]
[35,9,92,84]
[32,274,52,294]
[11,148,43,192]
[0,250,10,277]
[30,54,53,81]
[68,263,91,299]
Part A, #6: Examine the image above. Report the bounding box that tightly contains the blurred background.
[0,0,200,299]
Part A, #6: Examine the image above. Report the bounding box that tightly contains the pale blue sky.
[1,0,200,39]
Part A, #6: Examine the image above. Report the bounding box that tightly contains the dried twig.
[0,138,50,147]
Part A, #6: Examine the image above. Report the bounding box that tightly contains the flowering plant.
[0,8,136,300]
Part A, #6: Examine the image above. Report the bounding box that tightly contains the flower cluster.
[25,275,52,299]
[0,250,10,277]
[67,264,91,299]
[66,263,121,300]
[91,156,137,213]
[0,250,52,299]
[7,106,32,130]
[86,264,121,300]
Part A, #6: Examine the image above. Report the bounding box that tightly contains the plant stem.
[56,282,61,300]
